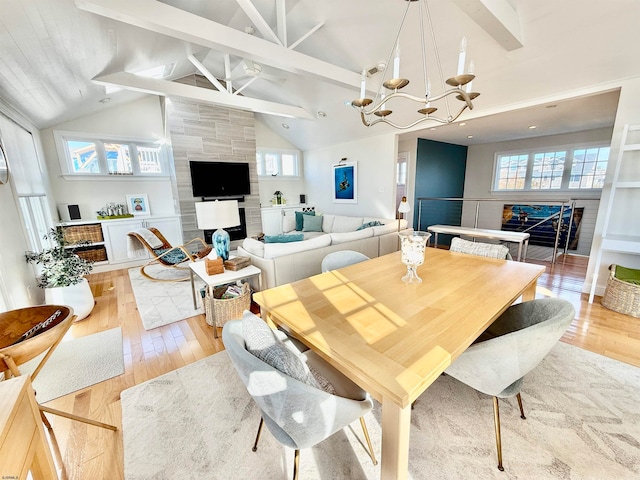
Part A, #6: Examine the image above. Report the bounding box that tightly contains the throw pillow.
[264,233,304,243]
[242,312,321,389]
[614,264,640,285]
[356,220,382,230]
[302,214,323,232]
[295,210,315,231]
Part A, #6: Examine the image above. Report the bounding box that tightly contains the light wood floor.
[35,255,640,479]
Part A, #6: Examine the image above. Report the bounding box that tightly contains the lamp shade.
[195,200,240,230]
[398,196,411,214]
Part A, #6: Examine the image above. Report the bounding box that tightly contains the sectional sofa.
[238,212,409,289]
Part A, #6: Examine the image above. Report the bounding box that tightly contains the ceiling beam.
[451,0,523,51]
[276,0,287,47]
[187,55,227,93]
[92,72,315,119]
[234,0,282,46]
[289,22,324,50]
[75,0,361,89]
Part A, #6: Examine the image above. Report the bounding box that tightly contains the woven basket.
[601,265,640,318]
[75,247,108,263]
[203,282,251,334]
[63,224,104,243]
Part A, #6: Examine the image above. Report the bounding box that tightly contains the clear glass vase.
[398,231,431,284]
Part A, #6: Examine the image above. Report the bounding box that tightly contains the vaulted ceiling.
[0,0,636,151]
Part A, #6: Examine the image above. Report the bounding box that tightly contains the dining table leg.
[380,398,412,480]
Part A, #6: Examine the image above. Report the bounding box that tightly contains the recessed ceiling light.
[281,123,290,129]
[429,128,436,131]
[459,122,467,127]
[98,97,111,104]
[317,111,327,118]
[546,104,557,108]
[467,135,473,139]
[529,125,537,129]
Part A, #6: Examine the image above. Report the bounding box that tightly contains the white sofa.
[238,213,409,289]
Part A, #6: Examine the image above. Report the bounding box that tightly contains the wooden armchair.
[127,227,211,282]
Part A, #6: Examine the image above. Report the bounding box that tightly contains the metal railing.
[415,197,580,263]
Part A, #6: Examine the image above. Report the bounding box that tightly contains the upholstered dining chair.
[127,227,211,281]
[449,236,513,260]
[321,250,370,272]
[443,298,575,471]
[222,314,378,480]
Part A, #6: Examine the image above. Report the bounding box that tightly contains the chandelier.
[351,0,479,130]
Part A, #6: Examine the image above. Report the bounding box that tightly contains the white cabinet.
[589,124,640,302]
[102,216,183,264]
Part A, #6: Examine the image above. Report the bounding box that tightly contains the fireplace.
[203,207,247,243]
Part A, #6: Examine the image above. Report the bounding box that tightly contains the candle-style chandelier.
[351,0,479,130]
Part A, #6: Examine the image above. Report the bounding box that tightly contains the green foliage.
[25,227,94,288]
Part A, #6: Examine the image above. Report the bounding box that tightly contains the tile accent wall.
[166,75,262,248]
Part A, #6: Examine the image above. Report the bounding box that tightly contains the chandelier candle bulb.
[360,68,366,98]
[466,61,474,92]
[457,36,467,76]
[393,43,401,78]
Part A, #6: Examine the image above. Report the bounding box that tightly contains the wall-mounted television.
[189,161,251,198]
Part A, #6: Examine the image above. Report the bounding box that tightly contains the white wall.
[303,132,398,218]
[255,119,306,207]
[463,128,612,259]
[40,96,177,221]
[586,77,640,295]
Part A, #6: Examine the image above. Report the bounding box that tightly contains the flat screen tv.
[189,161,251,198]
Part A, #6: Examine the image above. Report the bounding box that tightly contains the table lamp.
[398,196,412,249]
[195,200,240,261]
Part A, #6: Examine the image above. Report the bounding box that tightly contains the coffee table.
[189,260,262,310]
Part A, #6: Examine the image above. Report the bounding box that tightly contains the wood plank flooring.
[29,256,640,479]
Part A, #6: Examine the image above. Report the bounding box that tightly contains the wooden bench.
[427,225,530,261]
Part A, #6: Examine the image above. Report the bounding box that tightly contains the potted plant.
[25,227,95,321]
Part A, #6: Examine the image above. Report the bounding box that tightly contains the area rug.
[20,327,124,403]
[129,265,204,330]
[121,342,640,480]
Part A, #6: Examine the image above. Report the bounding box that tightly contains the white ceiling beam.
[187,55,227,93]
[92,72,314,119]
[289,22,324,51]
[224,54,233,93]
[276,0,287,47]
[234,0,282,46]
[75,0,361,89]
[451,0,523,51]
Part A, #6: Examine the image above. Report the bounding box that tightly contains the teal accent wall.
[413,139,467,245]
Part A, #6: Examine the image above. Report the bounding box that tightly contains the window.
[256,148,300,177]
[55,131,167,177]
[494,143,609,191]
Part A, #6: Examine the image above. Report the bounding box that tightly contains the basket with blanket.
[601,264,640,318]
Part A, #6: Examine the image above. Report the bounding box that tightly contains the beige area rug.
[20,327,124,403]
[121,342,640,480]
[128,265,205,330]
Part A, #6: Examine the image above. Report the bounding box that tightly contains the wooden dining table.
[252,247,545,480]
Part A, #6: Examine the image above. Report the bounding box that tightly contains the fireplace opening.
[203,207,247,243]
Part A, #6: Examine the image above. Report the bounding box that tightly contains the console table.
[427,224,530,261]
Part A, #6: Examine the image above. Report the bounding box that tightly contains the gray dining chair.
[321,250,370,272]
[443,298,575,471]
[449,236,512,259]
[222,314,377,480]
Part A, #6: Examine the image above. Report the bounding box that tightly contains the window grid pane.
[497,154,527,190]
[137,146,162,173]
[569,146,609,189]
[530,151,565,190]
[104,143,132,175]
[281,154,296,176]
[67,140,99,173]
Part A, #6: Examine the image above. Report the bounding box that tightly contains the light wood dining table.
[252,247,545,480]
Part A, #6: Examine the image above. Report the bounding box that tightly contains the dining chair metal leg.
[492,397,504,471]
[292,449,300,480]
[252,417,264,452]
[359,417,378,465]
[516,392,526,419]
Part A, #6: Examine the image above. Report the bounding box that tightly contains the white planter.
[45,278,95,321]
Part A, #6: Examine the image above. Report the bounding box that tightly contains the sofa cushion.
[373,222,401,236]
[242,237,265,257]
[302,214,323,232]
[295,211,315,231]
[282,212,296,233]
[321,214,335,233]
[332,216,364,233]
[264,233,304,243]
[330,228,374,245]
[264,233,332,259]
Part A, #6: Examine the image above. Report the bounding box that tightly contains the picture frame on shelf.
[126,194,151,216]
[332,162,357,203]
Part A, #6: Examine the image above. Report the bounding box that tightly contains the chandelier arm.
[360,104,470,130]
[355,88,473,116]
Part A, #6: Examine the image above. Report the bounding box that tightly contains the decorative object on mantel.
[272,190,286,205]
[126,194,151,216]
[96,202,133,220]
[351,0,479,129]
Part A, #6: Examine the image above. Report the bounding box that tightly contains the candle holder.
[398,231,431,284]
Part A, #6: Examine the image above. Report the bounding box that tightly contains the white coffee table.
[189,260,262,310]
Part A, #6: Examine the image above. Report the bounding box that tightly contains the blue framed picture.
[332,162,357,203]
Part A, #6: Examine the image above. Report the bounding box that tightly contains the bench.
[427,225,530,261]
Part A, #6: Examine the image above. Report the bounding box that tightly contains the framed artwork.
[501,204,584,250]
[332,162,357,203]
[126,194,151,216]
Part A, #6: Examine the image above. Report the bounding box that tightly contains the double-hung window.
[55,131,167,177]
[256,148,300,177]
[493,144,609,192]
